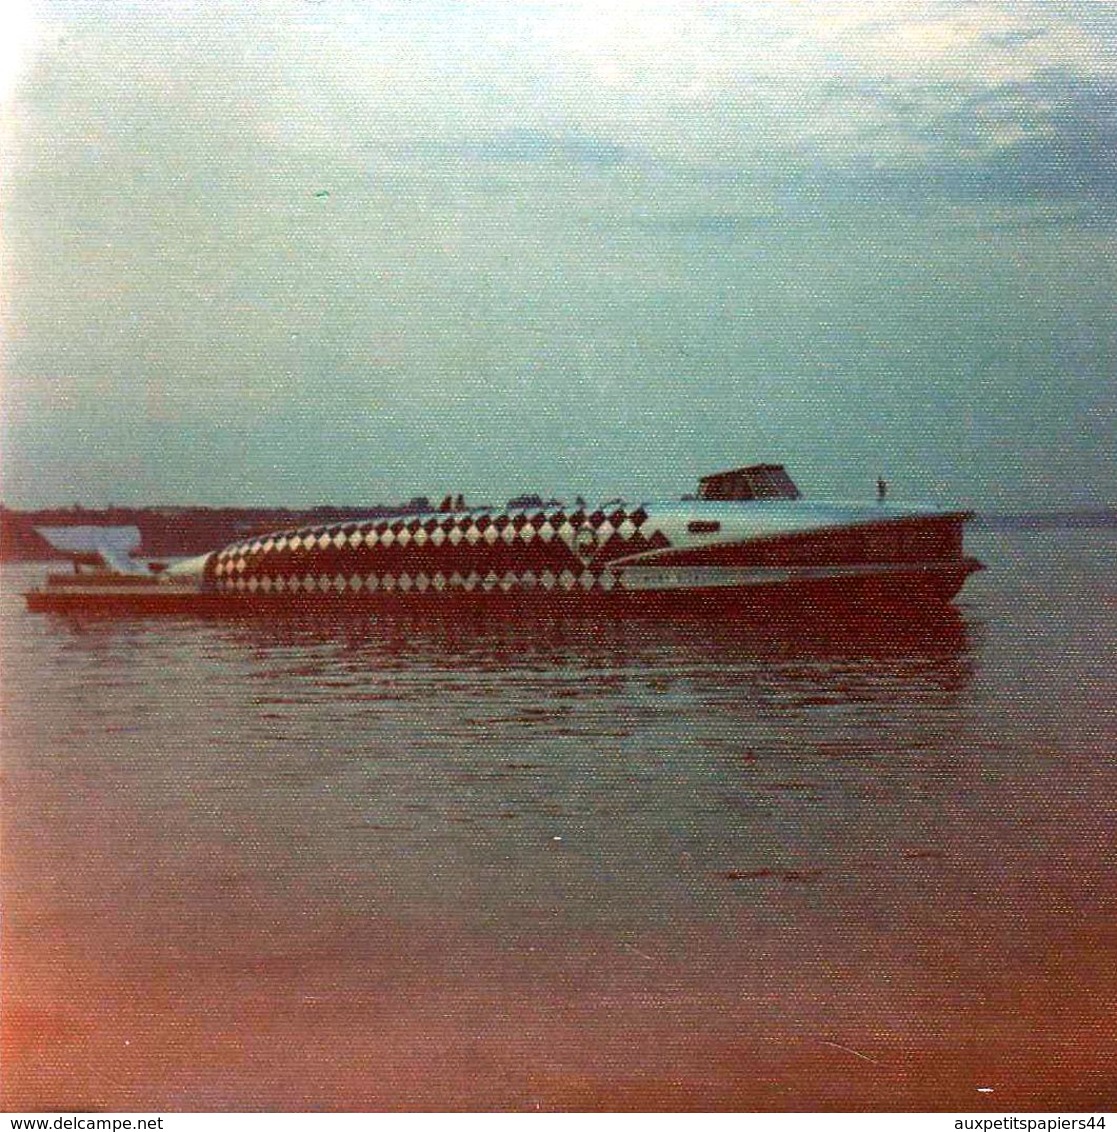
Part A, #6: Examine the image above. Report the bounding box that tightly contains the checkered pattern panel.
[209,506,662,596]
[211,566,625,595]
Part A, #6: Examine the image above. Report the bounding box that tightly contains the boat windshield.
[697,464,802,501]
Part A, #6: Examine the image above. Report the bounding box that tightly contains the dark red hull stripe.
[616,516,967,570]
[27,563,978,619]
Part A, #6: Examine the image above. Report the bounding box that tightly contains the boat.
[24,464,983,617]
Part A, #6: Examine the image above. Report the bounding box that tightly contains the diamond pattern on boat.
[208,505,659,597]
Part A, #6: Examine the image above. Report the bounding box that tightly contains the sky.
[1,0,1115,510]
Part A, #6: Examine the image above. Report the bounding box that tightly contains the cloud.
[465,129,626,169]
[12,2,1115,190]
[3,0,1115,507]
[814,72,1117,205]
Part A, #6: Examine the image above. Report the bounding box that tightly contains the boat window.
[697,464,802,501]
[687,520,721,534]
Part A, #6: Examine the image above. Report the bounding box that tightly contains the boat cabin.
[697,464,802,502]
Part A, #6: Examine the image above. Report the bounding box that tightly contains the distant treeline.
[0,499,435,561]
[971,510,1117,531]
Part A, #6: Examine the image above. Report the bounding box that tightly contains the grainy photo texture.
[1,0,1115,1114]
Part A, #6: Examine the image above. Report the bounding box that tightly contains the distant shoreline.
[2,503,1115,562]
[0,503,413,562]
[970,511,1117,531]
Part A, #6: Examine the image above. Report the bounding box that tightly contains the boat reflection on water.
[221,602,976,695]
[36,596,979,734]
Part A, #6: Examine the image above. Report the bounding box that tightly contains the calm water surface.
[2,531,1115,1110]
